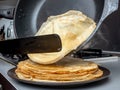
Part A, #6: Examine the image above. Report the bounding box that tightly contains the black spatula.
[0,34,62,54]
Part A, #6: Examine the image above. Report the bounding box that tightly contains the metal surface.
[0,34,62,54]
[73,49,120,59]
[84,3,120,52]
[76,0,119,51]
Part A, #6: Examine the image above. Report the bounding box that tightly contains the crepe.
[15,58,103,82]
[28,10,96,64]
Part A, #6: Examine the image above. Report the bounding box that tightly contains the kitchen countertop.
[0,56,120,90]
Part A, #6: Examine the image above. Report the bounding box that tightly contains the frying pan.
[0,0,119,51]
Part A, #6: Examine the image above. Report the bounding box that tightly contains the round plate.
[7,66,110,86]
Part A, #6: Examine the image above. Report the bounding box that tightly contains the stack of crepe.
[15,58,103,82]
[15,10,103,82]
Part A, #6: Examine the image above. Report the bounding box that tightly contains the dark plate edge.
[7,66,110,86]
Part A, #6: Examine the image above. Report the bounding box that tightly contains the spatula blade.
[0,34,62,54]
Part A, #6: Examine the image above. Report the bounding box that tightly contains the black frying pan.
[0,0,119,50]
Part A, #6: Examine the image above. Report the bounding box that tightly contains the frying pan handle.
[75,0,119,52]
[0,8,14,19]
[100,0,119,21]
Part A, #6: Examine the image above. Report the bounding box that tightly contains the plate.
[7,66,110,86]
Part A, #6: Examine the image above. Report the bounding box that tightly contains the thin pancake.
[15,58,103,81]
[16,69,103,81]
[28,10,96,64]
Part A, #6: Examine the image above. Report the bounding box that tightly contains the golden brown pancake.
[15,58,103,82]
[28,10,96,64]
[15,10,102,83]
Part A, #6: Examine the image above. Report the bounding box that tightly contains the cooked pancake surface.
[15,58,103,82]
[28,10,96,64]
[15,10,103,83]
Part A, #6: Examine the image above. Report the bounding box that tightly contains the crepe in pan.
[28,10,96,64]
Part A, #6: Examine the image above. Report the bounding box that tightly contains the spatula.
[0,34,62,54]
